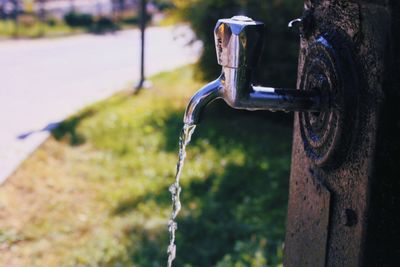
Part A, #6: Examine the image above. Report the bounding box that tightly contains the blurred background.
[0,0,302,266]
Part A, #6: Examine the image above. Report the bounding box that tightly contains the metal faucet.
[184,15,323,125]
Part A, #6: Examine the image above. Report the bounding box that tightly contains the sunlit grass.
[0,66,292,266]
[0,19,86,39]
[0,13,168,39]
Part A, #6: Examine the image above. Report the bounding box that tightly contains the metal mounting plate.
[299,33,359,168]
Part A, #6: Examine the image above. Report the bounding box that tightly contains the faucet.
[184,15,324,125]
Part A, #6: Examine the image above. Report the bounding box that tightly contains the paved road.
[0,25,201,183]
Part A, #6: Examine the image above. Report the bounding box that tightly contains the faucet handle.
[214,15,264,69]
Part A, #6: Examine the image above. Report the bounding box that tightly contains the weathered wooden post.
[284,1,400,266]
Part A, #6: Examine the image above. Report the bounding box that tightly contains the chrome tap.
[184,15,323,125]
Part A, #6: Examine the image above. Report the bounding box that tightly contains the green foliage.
[121,15,139,25]
[0,66,291,266]
[153,0,175,11]
[120,13,151,26]
[59,66,291,266]
[0,12,136,39]
[0,18,86,38]
[52,109,94,146]
[64,12,94,28]
[91,17,120,33]
[63,12,119,33]
[46,17,57,26]
[173,0,303,88]
[19,14,36,28]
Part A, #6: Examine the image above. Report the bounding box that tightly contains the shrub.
[91,16,119,33]
[19,14,36,28]
[46,16,57,27]
[121,13,151,25]
[173,0,302,88]
[154,0,175,11]
[64,12,93,28]
[121,15,138,25]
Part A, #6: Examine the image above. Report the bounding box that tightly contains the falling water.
[167,123,196,267]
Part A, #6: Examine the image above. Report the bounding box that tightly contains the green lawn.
[0,19,86,39]
[0,66,292,267]
[0,18,131,39]
[0,13,171,39]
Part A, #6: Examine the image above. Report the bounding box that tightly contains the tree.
[173,0,302,88]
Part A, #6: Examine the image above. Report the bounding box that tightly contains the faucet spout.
[184,77,223,125]
[182,15,328,125]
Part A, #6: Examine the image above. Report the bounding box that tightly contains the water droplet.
[169,184,177,194]
[167,244,176,267]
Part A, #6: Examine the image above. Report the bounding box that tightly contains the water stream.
[167,123,197,267]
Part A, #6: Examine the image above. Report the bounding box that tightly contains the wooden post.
[284,1,400,266]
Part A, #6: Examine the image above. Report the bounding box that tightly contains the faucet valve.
[184,15,324,125]
[214,15,264,69]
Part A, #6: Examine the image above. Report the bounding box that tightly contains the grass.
[0,12,169,40]
[0,17,132,39]
[0,66,292,266]
[0,19,86,39]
